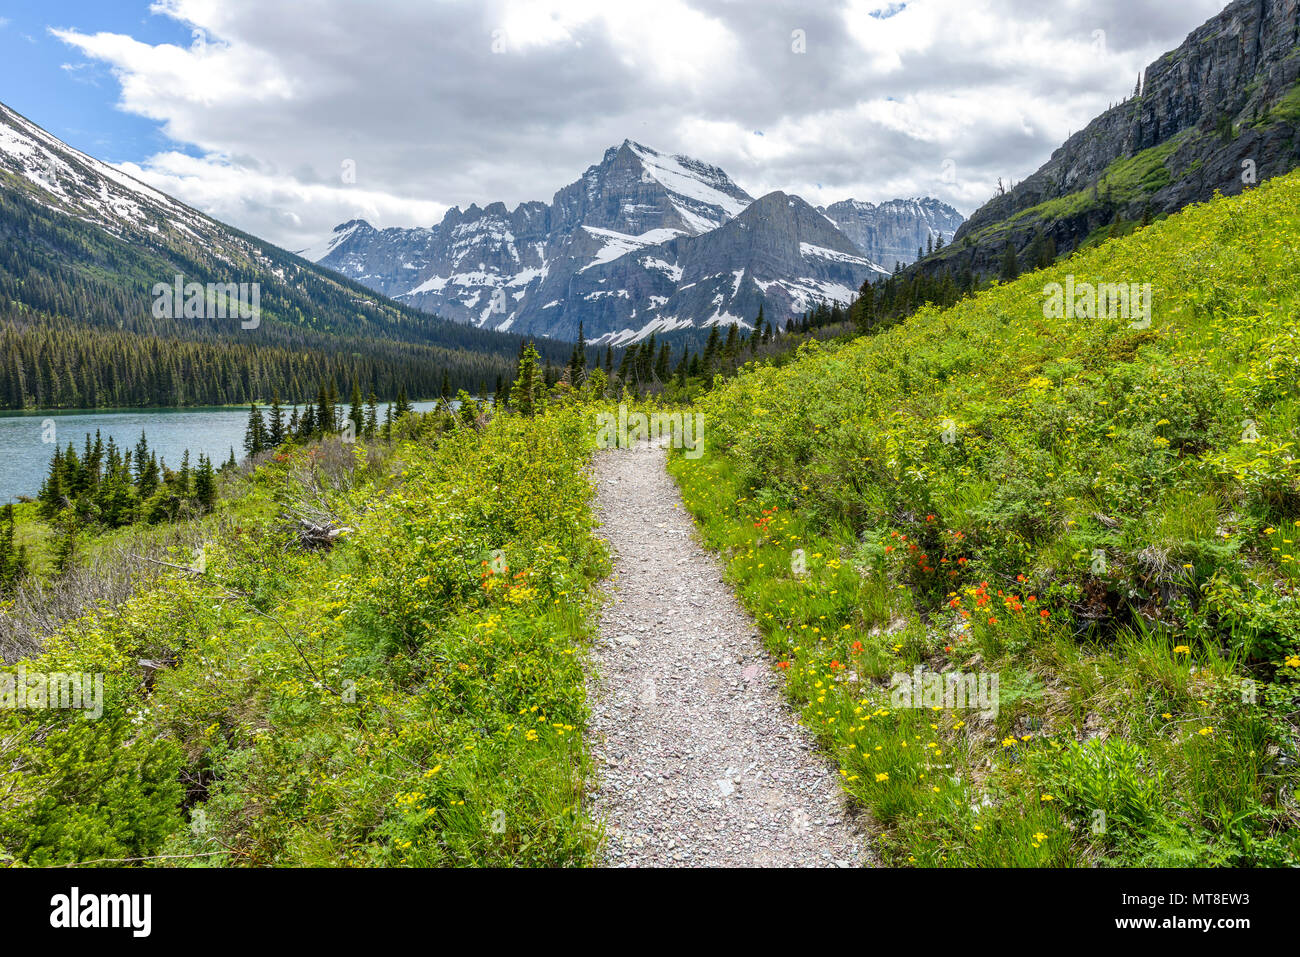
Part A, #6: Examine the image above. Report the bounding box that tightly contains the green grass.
[954,132,1192,253]
[10,502,53,575]
[1100,134,1184,200]
[1271,81,1300,125]
[0,408,610,866]
[669,169,1300,867]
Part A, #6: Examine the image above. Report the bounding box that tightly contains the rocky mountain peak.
[821,196,963,269]
[309,141,957,343]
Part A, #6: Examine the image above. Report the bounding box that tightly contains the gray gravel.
[585,441,868,867]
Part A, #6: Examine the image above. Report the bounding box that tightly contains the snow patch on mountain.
[295,220,364,263]
[0,102,200,238]
[580,225,684,271]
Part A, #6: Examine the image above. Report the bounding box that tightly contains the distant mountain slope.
[821,197,963,270]
[907,0,1300,284]
[0,100,579,409]
[310,141,963,343]
[578,190,889,346]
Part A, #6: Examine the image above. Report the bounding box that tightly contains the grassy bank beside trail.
[1,407,608,866]
[670,171,1300,867]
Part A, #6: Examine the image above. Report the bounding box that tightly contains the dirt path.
[585,441,867,867]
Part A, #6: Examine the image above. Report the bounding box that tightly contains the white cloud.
[117,151,448,253]
[52,0,1228,252]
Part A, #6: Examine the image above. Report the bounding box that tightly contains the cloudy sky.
[1,0,1227,253]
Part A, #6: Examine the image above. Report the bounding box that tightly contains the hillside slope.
[673,169,1300,866]
[0,101,579,408]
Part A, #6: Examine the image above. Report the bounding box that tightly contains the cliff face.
[919,0,1300,282]
[822,197,964,269]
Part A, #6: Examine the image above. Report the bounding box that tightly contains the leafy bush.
[0,407,609,867]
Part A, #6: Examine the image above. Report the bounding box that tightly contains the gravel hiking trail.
[585,440,867,867]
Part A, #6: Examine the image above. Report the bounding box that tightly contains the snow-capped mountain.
[0,99,228,247]
[820,197,964,271]
[568,190,889,345]
[308,141,951,343]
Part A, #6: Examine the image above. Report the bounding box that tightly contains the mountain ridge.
[309,142,962,343]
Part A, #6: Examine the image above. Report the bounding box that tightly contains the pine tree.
[511,342,542,416]
[133,431,150,482]
[38,448,65,519]
[139,452,160,500]
[456,390,478,428]
[193,454,217,510]
[316,383,331,433]
[855,281,876,333]
[0,503,27,592]
[616,344,636,388]
[674,349,689,387]
[702,326,721,373]
[364,391,379,437]
[244,402,267,456]
[177,449,192,497]
[723,324,739,360]
[327,379,340,430]
[349,380,364,437]
[299,401,316,438]
[655,342,671,381]
[268,392,286,447]
[1000,242,1020,282]
[51,512,78,574]
[568,321,587,383]
[639,335,655,383]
